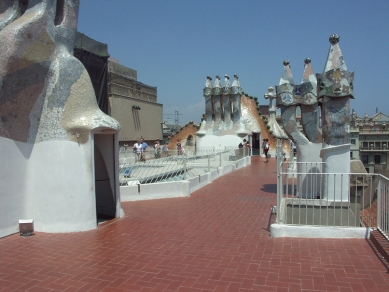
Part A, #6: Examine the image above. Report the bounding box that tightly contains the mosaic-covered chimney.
[212,75,223,135]
[199,74,246,137]
[317,34,354,146]
[276,59,322,198]
[318,34,354,202]
[222,74,232,129]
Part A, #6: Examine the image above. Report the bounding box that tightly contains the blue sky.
[78,0,389,125]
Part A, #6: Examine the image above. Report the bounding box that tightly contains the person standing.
[263,138,269,162]
[244,139,251,156]
[140,138,148,151]
[133,139,143,162]
[154,140,161,159]
[177,139,183,155]
[162,143,169,157]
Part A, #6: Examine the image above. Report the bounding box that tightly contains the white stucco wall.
[320,144,351,201]
[0,136,97,237]
[196,134,246,150]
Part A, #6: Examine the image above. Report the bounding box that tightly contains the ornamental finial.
[329,34,340,45]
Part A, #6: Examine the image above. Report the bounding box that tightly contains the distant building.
[162,121,182,141]
[107,60,163,146]
[351,109,389,175]
[74,32,163,147]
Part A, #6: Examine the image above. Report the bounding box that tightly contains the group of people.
[134,137,270,162]
[133,138,175,162]
[238,139,251,150]
[132,138,148,162]
[238,138,270,162]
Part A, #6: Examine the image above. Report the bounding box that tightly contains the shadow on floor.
[261,184,277,194]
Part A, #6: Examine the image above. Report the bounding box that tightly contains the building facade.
[107,60,163,146]
[351,110,389,175]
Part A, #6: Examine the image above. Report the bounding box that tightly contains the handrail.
[276,160,389,240]
[119,147,248,185]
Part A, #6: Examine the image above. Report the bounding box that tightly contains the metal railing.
[119,147,248,185]
[276,160,389,239]
[360,146,389,151]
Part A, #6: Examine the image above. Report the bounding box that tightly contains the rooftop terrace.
[1,157,388,291]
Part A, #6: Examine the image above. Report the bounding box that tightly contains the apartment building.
[351,110,389,175]
[107,60,163,145]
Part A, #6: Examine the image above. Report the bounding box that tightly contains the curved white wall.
[196,134,245,150]
[1,136,97,236]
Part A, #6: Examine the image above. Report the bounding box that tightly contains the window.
[375,142,381,148]
[362,142,368,148]
[375,155,381,164]
[362,155,369,164]
[350,151,353,158]
[351,139,356,145]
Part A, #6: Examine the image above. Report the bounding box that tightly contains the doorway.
[94,134,117,222]
[251,133,261,156]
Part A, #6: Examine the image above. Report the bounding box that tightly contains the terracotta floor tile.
[1,158,389,291]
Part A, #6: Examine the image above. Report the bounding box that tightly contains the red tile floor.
[1,157,389,292]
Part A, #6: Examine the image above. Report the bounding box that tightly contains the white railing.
[377,175,389,240]
[276,160,389,239]
[119,147,248,185]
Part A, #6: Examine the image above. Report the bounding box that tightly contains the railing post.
[276,140,281,224]
[377,178,382,229]
[208,155,210,172]
[183,156,187,180]
[219,152,222,167]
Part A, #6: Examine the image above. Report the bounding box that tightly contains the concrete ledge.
[121,181,190,201]
[220,163,235,175]
[120,185,138,201]
[370,229,389,263]
[270,224,371,239]
[188,173,210,193]
[120,157,250,202]
[210,168,221,181]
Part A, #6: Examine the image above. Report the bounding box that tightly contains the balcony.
[360,147,389,152]
[358,128,389,134]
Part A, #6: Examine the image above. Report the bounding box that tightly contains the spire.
[205,76,212,88]
[276,61,295,106]
[323,34,347,72]
[279,60,295,85]
[316,34,354,99]
[214,75,221,88]
[231,74,242,94]
[301,58,316,84]
[203,76,213,97]
[231,74,240,87]
[224,74,230,88]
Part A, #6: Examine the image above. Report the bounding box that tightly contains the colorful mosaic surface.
[0,0,119,144]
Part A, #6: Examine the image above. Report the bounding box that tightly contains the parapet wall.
[120,156,251,201]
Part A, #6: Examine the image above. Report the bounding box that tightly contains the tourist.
[244,139,251,156]
[133,139,143,162]
[162,143,170,157]
[263,138,269,162]
[177,139,183,155]
[141,138,148,151]
[154,140,161,159]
